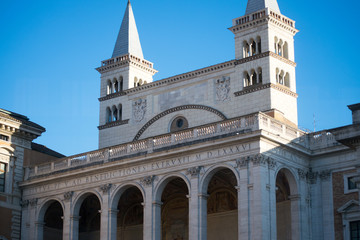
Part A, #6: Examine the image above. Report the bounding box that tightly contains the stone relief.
[140,175,155,187]
[100,183,112,193]
[133,99,147,122]
[186,166,203,177]
[215,76,231,102]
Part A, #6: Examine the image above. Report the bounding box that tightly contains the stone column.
[141,176,155,240]
[62,191,74,240]
[249,154,271,240]
[108,209,118,240]
[153,201,162,240]
[198,193,208,240]
[297,169,311,240]
[236,157,250,240]
[35,221,45,240]
[28,198,38,240]
[100,184,112,240]
[187,167,202,240]
[268,159,277,240]
[320,170,334,240]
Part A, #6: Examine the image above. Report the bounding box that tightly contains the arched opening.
[119,77,124,91]
[284,73,290,88]
[114,78,119,93]
[278,40,283,57]
[138,79,143,86]
[274,37,278,54]
[243,41,249,58]
[116,186,144,239]
[106,107,112,123]
[283,42,289,59]
[161,178,189,240]
[258,67,263,83]
[250,69,257,85]
[118,104,123,121]
[207,168,238,240]
[79,194,101,240]
[276,169,299,240]
[279,70,284,85]
[257,36,262,54]
[250,39,256,56]
[134,77,138,88]
[107,80,113,95]
[112,106,118,122]
[244,71,250,87]
[43,201,63,240]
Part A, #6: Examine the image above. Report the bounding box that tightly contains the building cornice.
[98,119,130,130]
[234,83,298,98]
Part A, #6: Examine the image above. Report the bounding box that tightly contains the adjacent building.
[12,0,360,239]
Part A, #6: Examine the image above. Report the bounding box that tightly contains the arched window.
[134,77,138,87]
[284,73,290,87]
[119,76,124,91]
[258,67,263,83]
[283,42,289,59]
[118,104,122,121]
[274,37,279,54]
[244,71,250,87]
[276,68,280,84]
[107,80,113,95]
[278,40,283,57]
[250,39,256,56]
[257,36,262,54]
[106,107,112,123]
[138,79,143,87]
[250,69,257,85]
[243,41,249,58]
[114,78,119,93]
[112,106,118,122]
[279,70,284,85]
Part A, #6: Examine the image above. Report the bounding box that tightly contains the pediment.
[338,200,359,213]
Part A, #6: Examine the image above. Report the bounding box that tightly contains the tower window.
[118,104,123,121]
[113,106,118,122]
[0,135,9,142]
[0,163,6,192]
[106,107,112,123]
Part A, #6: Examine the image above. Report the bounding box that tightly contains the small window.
[170,117,189,132]
[0,163,6,192]
[0,135,9,142]
[348,177,357,190]
[350,221,360,240]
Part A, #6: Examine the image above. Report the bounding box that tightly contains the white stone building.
[17,0,360,240]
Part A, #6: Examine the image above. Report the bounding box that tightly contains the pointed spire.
[245,0,281,15]
[112,0,144,59]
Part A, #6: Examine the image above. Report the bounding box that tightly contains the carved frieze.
[140,176,155,187]
[215,76,231,102]
[133,99,147,122]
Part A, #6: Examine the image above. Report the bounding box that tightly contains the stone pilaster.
[236,157,250,240]
[62,191,73,240]
[140,176,155,240]
[100,184,112,240]
[186,166,202,240]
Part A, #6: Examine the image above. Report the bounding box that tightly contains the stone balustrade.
[28,113,311,178]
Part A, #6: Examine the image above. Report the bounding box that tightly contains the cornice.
[98,119,129,130]
[235,51,296,67]
[234,83,298,98]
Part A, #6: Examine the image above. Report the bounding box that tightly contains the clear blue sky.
[0,0,359,156]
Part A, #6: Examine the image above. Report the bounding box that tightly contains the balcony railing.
[27,112,317,178]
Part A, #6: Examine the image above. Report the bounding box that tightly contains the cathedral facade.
[10,0,360,240]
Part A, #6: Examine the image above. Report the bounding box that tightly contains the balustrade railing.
[28,112,310,178]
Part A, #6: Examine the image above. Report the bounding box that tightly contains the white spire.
[245,0,281,15]
[112,0,144,59]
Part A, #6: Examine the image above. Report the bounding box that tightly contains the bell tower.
[96,0,157,147]
[230,0,299,126]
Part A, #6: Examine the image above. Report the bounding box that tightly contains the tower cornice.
[229,9,299,36]
[96,54,158,75]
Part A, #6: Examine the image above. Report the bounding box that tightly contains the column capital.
[198,193,209,200]
[29,198,38,207]
[70,215,81,221]
[99,183,113,194]
[64,191,74,201]
[140,175,155,187]
[186,166,203,178]
[152,201,163,207]
[319,170,331,181]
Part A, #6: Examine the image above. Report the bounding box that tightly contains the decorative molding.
[319,170,331,181]
[186,166,203,177]
[20,200,30,208]
[140,176,155,187]
[215,76,231,102]
[64,191,74,201]
[133,105,227,141]
[251,154,268,166]
[268,158,277,170]
[98,119,129,130]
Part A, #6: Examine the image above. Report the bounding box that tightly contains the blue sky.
[0,0,359,156]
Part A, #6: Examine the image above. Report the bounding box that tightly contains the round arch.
[72,190,103,216]
[154,173,191,202]
[133,105,227,141]
[274,166,299,195]
[37,198,65,223]
[200,163,240,195]
[110,182,145,210]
